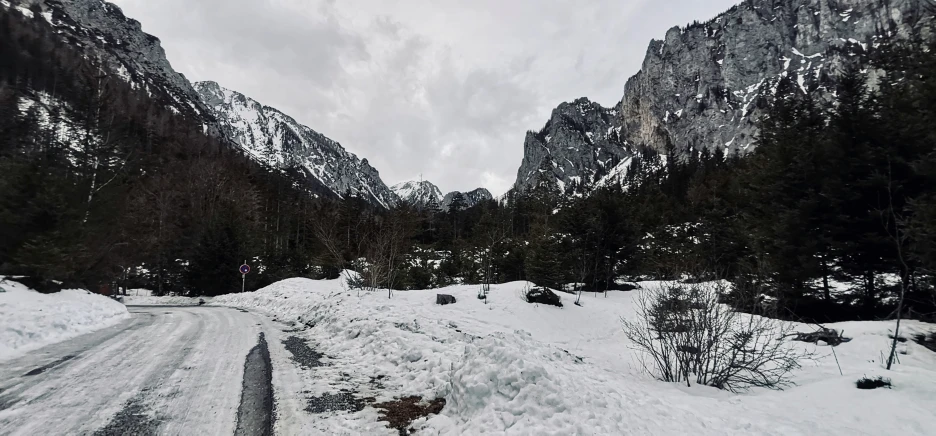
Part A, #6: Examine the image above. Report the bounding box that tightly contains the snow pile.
[214,278,936,435]
[0,277,130,361]
[213,277,333,320]
[122,295,207,306]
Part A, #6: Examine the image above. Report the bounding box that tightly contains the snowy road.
[0,306,269,436]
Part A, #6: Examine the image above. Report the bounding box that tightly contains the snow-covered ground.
[0,306,262,435]
[213,276,936,435]
[0,277,129,362]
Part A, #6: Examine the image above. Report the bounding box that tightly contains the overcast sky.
[110,0,738,196]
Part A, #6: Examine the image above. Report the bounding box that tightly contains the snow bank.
[123,295,207,306]
[214,278,936,435]
[0,277,130,361]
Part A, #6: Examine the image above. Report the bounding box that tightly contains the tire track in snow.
[0,306,261,435]
[235,332,274,436]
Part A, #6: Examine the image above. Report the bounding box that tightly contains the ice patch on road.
[0,277,129,361]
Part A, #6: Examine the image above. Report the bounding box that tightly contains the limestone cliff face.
[515,98,629,194]
[516,0,932,196]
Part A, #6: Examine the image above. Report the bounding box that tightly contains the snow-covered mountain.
[17,0,399,208]
[391,180,443,210]
[194,81,397,208]
[391,180,493,211]
[441,188,494,211]
[24,0,223,135]
[515,0,932,196]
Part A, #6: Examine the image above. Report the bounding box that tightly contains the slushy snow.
[0,277,129,361]
[214,276,936,435]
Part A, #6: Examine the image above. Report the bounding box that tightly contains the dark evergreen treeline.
[2,6,935,323]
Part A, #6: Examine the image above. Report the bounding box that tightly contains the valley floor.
[1,276,934,435]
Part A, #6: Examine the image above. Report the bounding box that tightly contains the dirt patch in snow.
[282,336,325,369]
[305,391,372,414]
[374,396,446,435]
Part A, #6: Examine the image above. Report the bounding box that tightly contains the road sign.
[240,261,250,293]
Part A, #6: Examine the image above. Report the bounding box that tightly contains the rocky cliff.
[31,0,222,133]
[195,81,398,208]
[515,0,932,195]
[514,98,629,195]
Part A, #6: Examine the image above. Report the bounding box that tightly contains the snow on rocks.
[0,277,129,361]
[213,277,936,435]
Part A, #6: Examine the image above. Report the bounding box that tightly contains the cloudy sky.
[111,0,738,196]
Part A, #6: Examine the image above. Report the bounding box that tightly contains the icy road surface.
[0,306,269,435]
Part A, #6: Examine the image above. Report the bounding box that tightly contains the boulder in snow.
[436,294,456,305]
[525,287,563,307]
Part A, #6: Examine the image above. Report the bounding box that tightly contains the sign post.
[240,261,250,293]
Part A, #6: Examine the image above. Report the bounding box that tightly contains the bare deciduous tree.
[360,211,412,298]
[881,160,910,370]
[476,208,509,302]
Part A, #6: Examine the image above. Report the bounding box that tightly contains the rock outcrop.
[515,0,932,196]
[441,188,494,211]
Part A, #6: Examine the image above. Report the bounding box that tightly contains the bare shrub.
[622,280,811,392]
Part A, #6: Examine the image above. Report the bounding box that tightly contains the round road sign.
[239,264,250,274]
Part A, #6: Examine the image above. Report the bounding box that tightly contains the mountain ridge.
[194,81,398,208]
[514,0,932,196]
[11,0,401,208]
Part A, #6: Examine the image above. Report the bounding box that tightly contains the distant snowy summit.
[391,180,443,210]
[392,179,493,211]
[194,81,398,208]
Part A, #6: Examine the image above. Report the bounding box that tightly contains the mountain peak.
[441,188,493,211]
[391,180,443,209]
